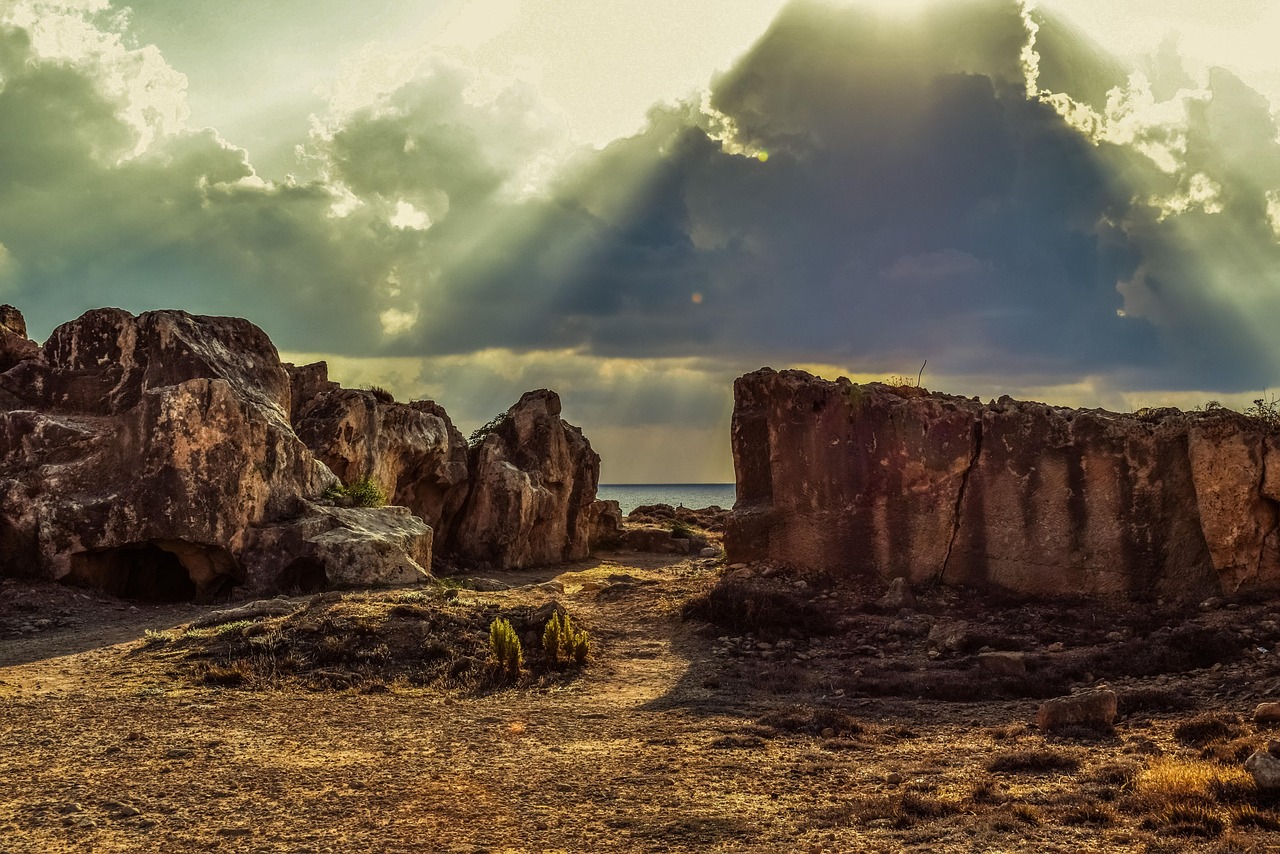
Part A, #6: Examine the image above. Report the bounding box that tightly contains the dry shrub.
[1229,804,1280,831]
[848,792,962,829]
[193,660,250,687]
[1136,758,1255,804]
[987,749,1080,775]
[1142,803,1226,838]
[757,706,865,738]
[1202,737,1260,765]
[1061,803,1115,826]
[1117,686,1200,716]
[1092,761,1141,788]
[1175,714,1245,749]
[1010,803,1043,826]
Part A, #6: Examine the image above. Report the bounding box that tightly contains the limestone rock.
[0,305,39,373]
[977,651,1027,677]
[241,501,432,592]
[1036,689,1118,733]
[877,577,917,611]
[0,307,439,600]
[1245,746,1280,789]
[726,368,1280,600]
[449,390,599,568]
[289,363,470,543]
[587,499,624,549]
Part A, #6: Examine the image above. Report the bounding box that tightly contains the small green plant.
[542,611,589,667]
[489,617,523,678]
[669,520,694,540]
[468,412,510,446]
[324,476,388,507]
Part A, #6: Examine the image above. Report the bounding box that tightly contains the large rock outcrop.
[288,362,471,544]
[449,390,600,569]
[0,307,431,599]
[726,368,1280,601]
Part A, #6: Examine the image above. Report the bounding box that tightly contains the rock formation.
[0,307,431,600]
[288,362,471,544]
[449,390,600,569]
[726,368,1280,601]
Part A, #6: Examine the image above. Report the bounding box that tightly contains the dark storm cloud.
[3,0,1280,396]
[394,0,1280,391]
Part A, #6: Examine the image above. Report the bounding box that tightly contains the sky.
[1,0,1279,483]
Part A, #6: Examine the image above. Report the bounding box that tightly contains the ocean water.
[597,483,737,515]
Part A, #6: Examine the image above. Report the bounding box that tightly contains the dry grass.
[987,749,1081,774]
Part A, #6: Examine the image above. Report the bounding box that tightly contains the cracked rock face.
[726,368,1280,601]
[449,389,600,569]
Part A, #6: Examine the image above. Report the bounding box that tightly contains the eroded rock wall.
[288,363,471,544]
[449,389,600,569]
[726,368,1279,600]
[0,307,431,599]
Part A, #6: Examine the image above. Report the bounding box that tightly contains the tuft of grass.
[1061,804,1115,826]
[368,385,394,404]
[489,617,523,680]
[987,749,1080,775]
[193,660,250,687]
[1143,803,1226,838]
[757,706,865,739]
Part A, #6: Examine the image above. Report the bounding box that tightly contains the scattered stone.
[163,748,194,760]
[1256,703,1280,725]
[885,772,904,785]
[1105,631,1125,642]
[977,652,1027,677]
[1036,689,1118,733]
[927,620,971,653]
[877,577,917,611]
[699,547,719,558]
[1047,642,1065,652]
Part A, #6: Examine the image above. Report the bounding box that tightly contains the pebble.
[164,748,194,760]
[885,772,904,785]
[1106,631,1125,642]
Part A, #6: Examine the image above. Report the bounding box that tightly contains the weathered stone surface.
[877,577,917,611]
[1036,690,1118,732]
[288,362,471,543]
[241,501,432,592]
[449,390,599,569]
[587,499,624,549]
[1246,745,1280,789]
[0,305,39,373]
[0,307,432,600]
[1255,703,1280,726]
[726,368,1279,600]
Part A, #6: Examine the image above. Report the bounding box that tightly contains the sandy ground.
[2,555,1280,853]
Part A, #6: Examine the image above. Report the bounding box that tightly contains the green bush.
[542,612,589,667]
[489,617,523,678]
[323,476,388,507]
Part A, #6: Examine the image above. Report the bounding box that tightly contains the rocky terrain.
[6,543,1280,852]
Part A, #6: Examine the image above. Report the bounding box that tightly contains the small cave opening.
[277,556,329,594]
[66,540,240,603]
[0,515,39,579]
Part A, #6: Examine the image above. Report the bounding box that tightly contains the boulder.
[1036,689,1118,733]
[587,499,624,549]
[1255,703,1280,726]
[0,307,429,600]
[288,363,471,543]
[726,368,1280,600]
[877,577,917,611]
[449,390,599,568]
[240,501,432,592]
[1245,744,1280,789]
[977,651,1027,677]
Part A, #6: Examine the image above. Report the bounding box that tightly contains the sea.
[596,483,737,515]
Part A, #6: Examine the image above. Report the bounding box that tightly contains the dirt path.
[3,558,1280,852]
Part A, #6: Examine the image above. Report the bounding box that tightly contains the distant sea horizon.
[597,483,736,515]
